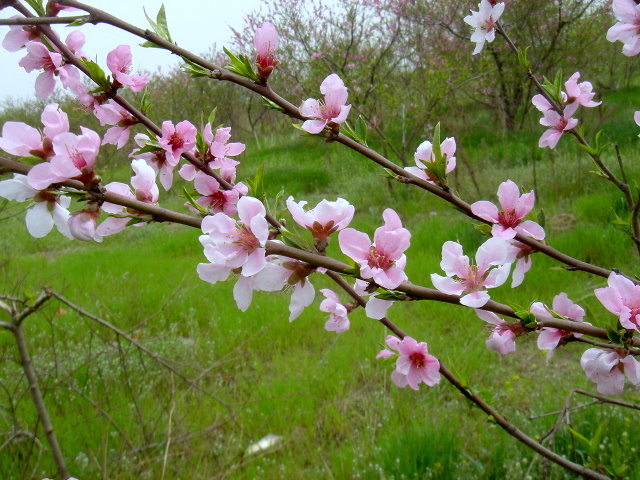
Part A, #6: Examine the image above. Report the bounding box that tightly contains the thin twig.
[0,15,90,24]
[46,288,232,413]
[528,401,601,421]
[12,323,68,479]
[573,388,640,411]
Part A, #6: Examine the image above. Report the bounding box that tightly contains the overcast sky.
[0,0,265,103]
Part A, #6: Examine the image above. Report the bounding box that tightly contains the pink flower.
[320,289,351,333]
[27,127,100,190]
[18,41,63,97]
[131,133,176,191]
[2,16,39,52]
[286,196,354,249]
[178,124,245,182]
[471,180,545,240]
[62,30,87,60]
[531,93,559,113]
[299,73,351,134]
[254,22,279,82]
[474,309,524,356]
[507,240,535,288]
[97,159,159,236]
[94,100,137,149]
[376,335,441,390]
[158,120,197,164]
[208,126,246,163]
[404,137,456,185]
[607,0,640,57]
[68,208,102,242]
[247,256,315,319]
[0,103,69,160]
[581,348,640,395]
[431,238,513,308]
[463,0,505,55]
[595,272,640,331]
[538,106,578,149]
[338,209,410,289]
[564,72,601,108]
[198,196,269,281]
[106,45,147,92]
[190,171,240,216]
[0,174,72,238]
[531,293,587,359]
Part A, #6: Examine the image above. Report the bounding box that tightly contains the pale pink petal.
[515,220,545,240]
[471,200,499,222]
[234,275,254,312]
[497,180,520,210]
[440,241,468,277]
[365,296,393,320]
[460,290,490,308]
[537,329,562,351]
[483,263,511,288]
[288,279,315,321]
[25,201,54,237]
[301,119,327,134]
[431,274,465,296]
[339,228,372,261]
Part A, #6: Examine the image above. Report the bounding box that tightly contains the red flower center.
[409,352,426,368]
[367,245,394,270]
[231,224,260,253]
[497,209,521,228]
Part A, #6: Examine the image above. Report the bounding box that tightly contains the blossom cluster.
[532,72,601,149]
[1,7,639,406]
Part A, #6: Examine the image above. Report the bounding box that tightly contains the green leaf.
[207,107,217,126]
[140,40,162,49]
[247,163,265,199]
[66,17,90,27]
[505,301,525,312]
[536,208,545,230]
[262,96,285,112]
[375,289,407,301]
[78,59,110,89]
[181,57,211,77]
[182,187,208,214]
[432,122,442,161]
[140,88,151,115]
[578,143,598,156]
[517,46,531,69]
[24,0,45,16]
[610,210,633,236]
[567,427,591,451]
[135,144,163,155]
[223,46,258,82]
[553,69,563,95]
[355,116,368,146]
[195,132,207,157]
[271,189,285,216]
[516,311,537,328]
[144,4,173,43]
[472,223,493,236]
[280,233,306,250]
[155,4,172,42]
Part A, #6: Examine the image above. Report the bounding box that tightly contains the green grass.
[3,84,640,479]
